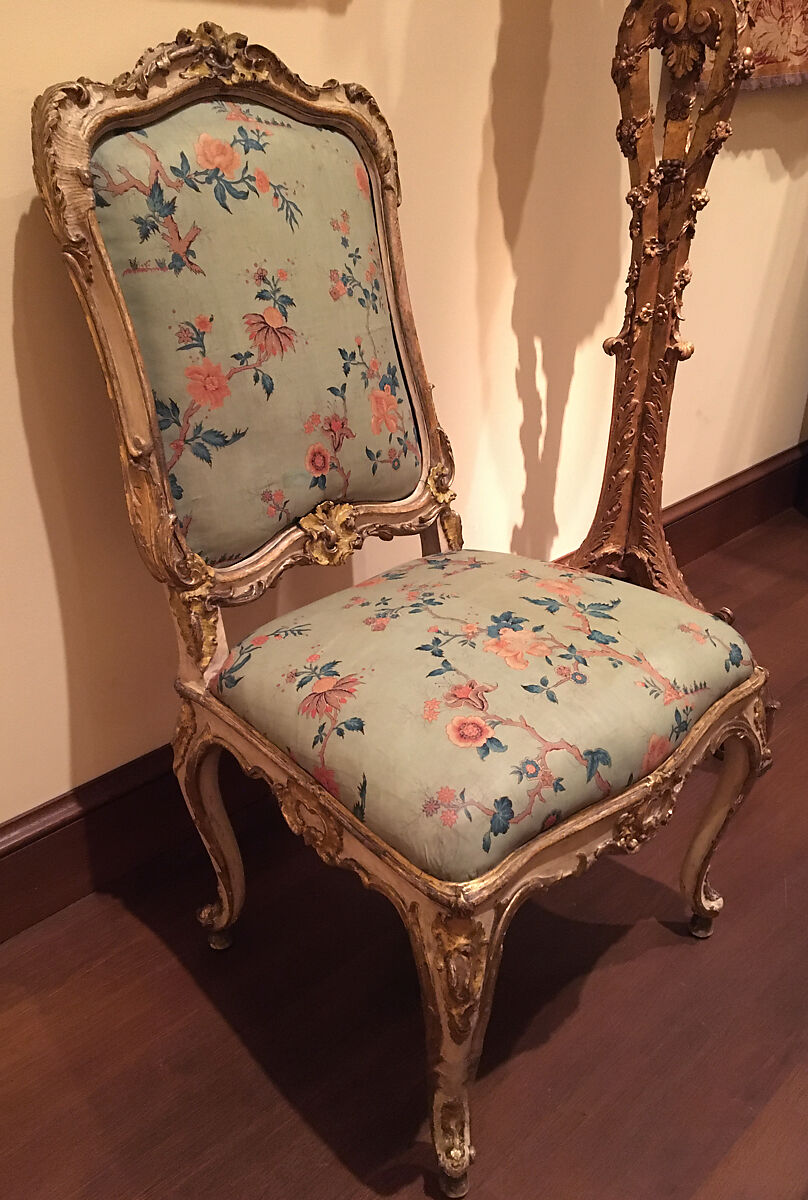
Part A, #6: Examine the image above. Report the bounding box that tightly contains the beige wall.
[4,0,808,823]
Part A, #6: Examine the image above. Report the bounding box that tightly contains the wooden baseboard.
[2,440,805,942]
[663,440,808,565]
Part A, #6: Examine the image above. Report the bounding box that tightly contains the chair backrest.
[32,23,459,619]
[32,4,751,676]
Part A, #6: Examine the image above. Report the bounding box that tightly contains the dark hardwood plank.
[1,509,807,1200]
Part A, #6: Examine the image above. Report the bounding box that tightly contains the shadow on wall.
[729,81,808,176]
[12,203,180,792]
[714,84,808,483]
[486,0,623,560]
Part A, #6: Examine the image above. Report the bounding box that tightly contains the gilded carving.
[437,1098,475,1185]
[167,576,219,672]
[274,776,344,866]
[569,0,751,605]
[172,699,197,775]
[432,913,488,1045]
[427,463,464,552]
[613,783,681,853]
[299,500,362,566]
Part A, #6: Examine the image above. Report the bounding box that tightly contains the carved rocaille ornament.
[432,913,489,1045]
[299,501,362,567]
[33,6,773,1196]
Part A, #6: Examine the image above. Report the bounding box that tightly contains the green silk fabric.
[92,97,421,566]
[213,550,754,882]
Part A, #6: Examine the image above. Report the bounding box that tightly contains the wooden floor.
[3,510,808,1200]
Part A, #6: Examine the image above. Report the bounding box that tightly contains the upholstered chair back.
[91,97,422,567]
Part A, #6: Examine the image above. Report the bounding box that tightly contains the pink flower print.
[195,315,212,332]
[306,654,321,663]
[365,261,377,283]
[176,325,194,345]
[277,268,288,281]
[462,623,480,638]
[440,809,458,828]
[312,764,339,797]
[446,714,493,749]
[272,489,285,505]
[184,359,231,408]
[329,269,347,301]
[369,357,380,377]
[355,335,362,346]
[641,733,671,776]
[679,622,708,643]
[195,133,240,178]
[305,443,331,477]
[437,787,456,807]
[254,266,269,284]
[484,627,549,671]
[304,413,322,434]
[370,386,398,434]
[243,307,295,357]
[537,577,583,600]
[251,634,270,646]
[355,161,370,198]
[323,413,355,452]
[423,795,440,817]
[298,674,360,719]
[254,168,271,194]
[423,699,441,722]
[365,617,390,632]
[444,680,495,711]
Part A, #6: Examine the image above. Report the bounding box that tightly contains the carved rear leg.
[680,734,754,939]
[406,900,509,1197]
[173,702,245,949]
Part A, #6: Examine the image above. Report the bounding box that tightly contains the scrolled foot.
[197,901,235,950]
[689,913,715,939]
[439,1169,469,1198]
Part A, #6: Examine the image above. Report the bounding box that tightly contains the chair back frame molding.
[32,21,461,682]
[569,0,755,608]
[32,5,774,1196]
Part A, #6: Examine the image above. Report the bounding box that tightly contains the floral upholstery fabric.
[212,550,754,882]
[91,98,421,566]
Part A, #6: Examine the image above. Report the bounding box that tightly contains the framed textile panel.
[747,1,808,87]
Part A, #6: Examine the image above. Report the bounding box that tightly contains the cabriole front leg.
[407,900,507,1197]
[680,734,754,939]
[173,702,245,950]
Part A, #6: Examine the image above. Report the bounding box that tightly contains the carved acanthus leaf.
[167,575,219,672]
[274,776,344,865]
[172,699,197,774]
[432,913,488,1045]
[612,782,683,853]
[299,501,362,566]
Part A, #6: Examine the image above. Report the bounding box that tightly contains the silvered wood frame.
[31,5,774,1195]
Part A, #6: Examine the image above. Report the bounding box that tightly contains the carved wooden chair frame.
[32,3,773,1194]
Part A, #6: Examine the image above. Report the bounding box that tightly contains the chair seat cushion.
[213,550,753,882]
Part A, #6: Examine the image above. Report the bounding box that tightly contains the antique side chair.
[33,3,774,1194]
